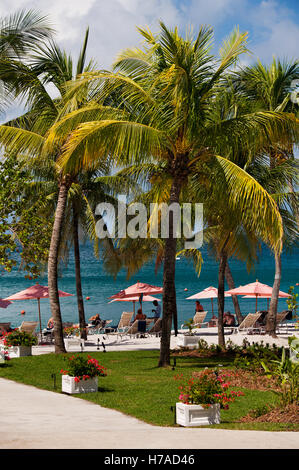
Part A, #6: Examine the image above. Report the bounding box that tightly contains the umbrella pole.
[37,298,42,339]
[255,295,257,313]
[211,298,213,314]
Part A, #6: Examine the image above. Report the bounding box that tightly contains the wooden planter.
[61,374,98,394]
[176,402,220,427]
[177,334,199,348]
[6,345,32,358]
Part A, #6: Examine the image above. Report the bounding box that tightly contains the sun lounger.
[87,319,113,335]
[105,311,134,336]
[275,311,294,334]
[148,318,162,336]
[117,318,154,341]
[231,312,263,334]
[18,321,38,336]
[180,311,208,331]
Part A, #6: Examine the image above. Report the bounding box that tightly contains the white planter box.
[176,402,220,427]
[6,345,32,358]
[177,334,199,348]
[61,374,98,394]
[65,338,85,351]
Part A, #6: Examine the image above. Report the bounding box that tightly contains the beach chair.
[106,311,134,336]
[231,312,263,335]
[87,319,113,335]
[18,321,38,336]
[148,318,162,337]
[275,311,293,335]
[117,318,154,341]
[180,312,208,331]
[0,322,11,335]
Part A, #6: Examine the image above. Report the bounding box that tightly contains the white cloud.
[0,0,298,68]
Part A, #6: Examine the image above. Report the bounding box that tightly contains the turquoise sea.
[0,244,298,329]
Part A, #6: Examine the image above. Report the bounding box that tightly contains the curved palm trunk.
[48,177,71,354]
[158,178,181,367]
[266,251,281,336]
[225,262,243,325]
[73,204,87,341]
[217,250,227,348]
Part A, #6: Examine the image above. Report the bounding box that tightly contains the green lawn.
[0,349,297,431]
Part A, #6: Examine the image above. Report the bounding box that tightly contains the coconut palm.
[0,9,53,114]
[0,28,114,352]
[49,22,299,365]
[231,58,299,335]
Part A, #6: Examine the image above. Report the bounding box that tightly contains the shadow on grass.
[97,386,115,393]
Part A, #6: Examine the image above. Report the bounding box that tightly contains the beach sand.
[31,326,296,355]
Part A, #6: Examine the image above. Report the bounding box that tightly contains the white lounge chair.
[180,312,208,331]
[18,321,38,336]
[105,311,134,337]
[231,312,263,334]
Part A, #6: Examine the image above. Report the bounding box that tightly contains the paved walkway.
[0,378,298,449]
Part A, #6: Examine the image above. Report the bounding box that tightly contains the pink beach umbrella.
[225,280,291,312]
[186,286,231,314]
[4,283,73,336]
[0,298,12,308]
[109,281,163,300]
[109,294,160,315]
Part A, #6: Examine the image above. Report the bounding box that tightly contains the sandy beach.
[29,326,296,355]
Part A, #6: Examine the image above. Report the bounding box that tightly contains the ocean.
[0,243,298,329]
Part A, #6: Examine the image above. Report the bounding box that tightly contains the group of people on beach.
[42,298,238,335]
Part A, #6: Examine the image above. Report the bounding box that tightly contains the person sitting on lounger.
[135,308,146,321]
[195,301,204,312]
[42,317,54,336]
[89,314,101,326]
[223,312,235,326]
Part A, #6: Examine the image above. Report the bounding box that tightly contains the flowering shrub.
[175,369,244,409]
[2,330,38,347]
[64,326,80,337]
[60,355,107,382]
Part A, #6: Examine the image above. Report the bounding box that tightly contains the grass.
[0,349,298,431]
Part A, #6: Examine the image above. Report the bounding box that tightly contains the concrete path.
[0,378,298,449]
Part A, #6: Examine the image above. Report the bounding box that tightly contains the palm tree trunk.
[225,262,243,325]
[73,204,87,341]
[217,250,227,348]
[158,178,181,367]
[265,251,281,336]
[48,177,71,354]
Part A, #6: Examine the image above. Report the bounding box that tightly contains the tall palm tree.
[231,58,299,335]
[52,24,297,365]
[0,28,113,352]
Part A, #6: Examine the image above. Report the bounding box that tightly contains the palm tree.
[54,23,297,365]
[0,28,112,352]
[231,58,299,335]
[0,9,53,114]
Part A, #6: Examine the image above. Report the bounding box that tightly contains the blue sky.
[1,0,298,122]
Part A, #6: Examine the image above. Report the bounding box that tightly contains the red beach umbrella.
[186,286,231,314]
[225,280,291,312]
[5,283,73,336]
[109,281,163,300]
